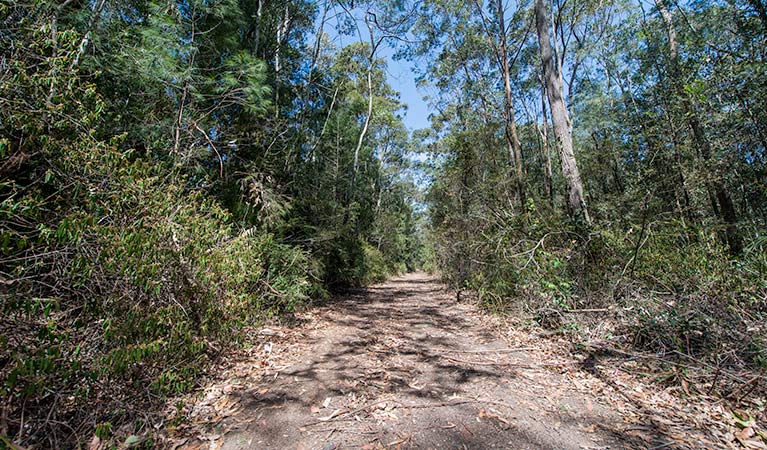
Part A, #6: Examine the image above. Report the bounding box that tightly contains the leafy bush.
[362,242,390,284]
[624,223,767,366]
[316,236,396,289]
[0,148,323,445]
[0,8,321,446]
[430,194,766,370]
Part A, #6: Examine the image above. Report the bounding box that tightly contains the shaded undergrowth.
[434,205,767,399]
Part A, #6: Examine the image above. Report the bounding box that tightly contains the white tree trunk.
[535,0,589,221]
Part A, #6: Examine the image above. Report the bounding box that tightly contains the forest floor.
[164,273,760,449]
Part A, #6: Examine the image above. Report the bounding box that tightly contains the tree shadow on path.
[178,273,688,450]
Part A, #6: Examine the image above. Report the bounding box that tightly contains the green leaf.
[732,410,755,429]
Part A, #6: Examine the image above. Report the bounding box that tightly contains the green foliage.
[362,242,390,285]
[1,0,424,447]
[1,101,321,447]
[218,52,272,115]
[417,0,767,380]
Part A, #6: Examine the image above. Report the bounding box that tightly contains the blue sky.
[379,45,432,132]
[318,5,432,133]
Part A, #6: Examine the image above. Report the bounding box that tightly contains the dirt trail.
[172,273,711,449]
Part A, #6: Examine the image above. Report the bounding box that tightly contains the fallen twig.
[587,343,749,384]
[402,400,473,409]
[441,354,575,370]
[435,347,536,355]
[386,434,412,447]
[472,397,517,410]
[304,400,395,425]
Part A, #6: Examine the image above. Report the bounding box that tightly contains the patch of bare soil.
[163,273,763,449]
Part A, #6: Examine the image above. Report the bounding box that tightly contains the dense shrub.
[316,236,397,289]
[0,135,323,446]
[624,223,767,367]
[0,8,321,445]
[362,241,390,284]
[430,196,767,369]
[0,0,425,447]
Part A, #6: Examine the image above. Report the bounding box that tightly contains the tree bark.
[274,4,290,118]
[496,0,526,206]
[173,16,196,157]
[353,69,374,182]
[344,14,379,225]
[654,0,742,254]
[538,70,554,205]
[534,0,589,221]
[71,0,106,68]
[352,15,378,190]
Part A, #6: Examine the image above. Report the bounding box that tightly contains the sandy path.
[173,273,683,449]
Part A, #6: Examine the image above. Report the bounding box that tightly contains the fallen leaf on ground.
[88,435,101,450]
[318,409,344,421]
[361,443,384,450]
[478,409,510,425]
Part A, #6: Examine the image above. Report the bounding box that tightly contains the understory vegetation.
[1,0,422,447]
[418,0,767,391]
